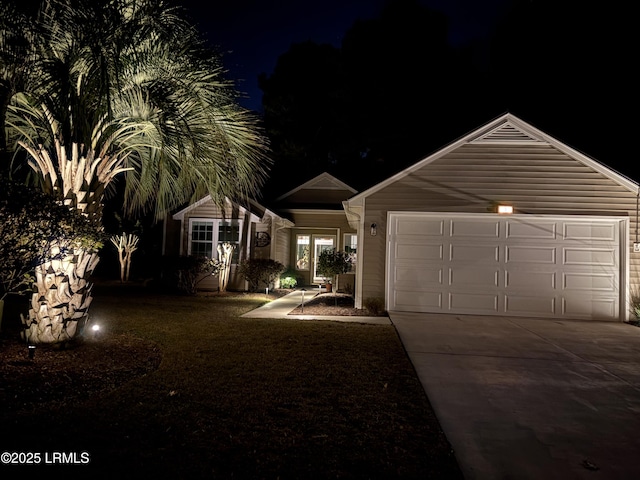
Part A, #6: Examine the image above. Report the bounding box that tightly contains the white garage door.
[387,213,626,320]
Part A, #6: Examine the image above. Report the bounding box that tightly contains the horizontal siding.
[362,143,640,313]
[187,202,228,218]
[287,211,355,231]
[275,228,289,268]
[285,189,355,205]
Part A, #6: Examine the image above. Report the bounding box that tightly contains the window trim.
[344,232,357,272]
[295,234,310,271]
[187,217,243,264]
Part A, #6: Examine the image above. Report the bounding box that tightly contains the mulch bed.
[289,292,384,316]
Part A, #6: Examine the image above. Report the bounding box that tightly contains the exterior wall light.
[370,223,377,236]
[497,205,513,214]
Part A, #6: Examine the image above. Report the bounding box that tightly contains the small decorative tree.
[110,232,140,282]
[317,249,352,304]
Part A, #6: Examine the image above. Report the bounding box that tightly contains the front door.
[313,235,336,283]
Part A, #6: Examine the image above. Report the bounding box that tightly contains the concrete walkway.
[391,312,640,480]
[241,289,390,324]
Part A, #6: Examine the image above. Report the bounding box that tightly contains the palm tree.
[0,3,34,175]
[3,0,270,344]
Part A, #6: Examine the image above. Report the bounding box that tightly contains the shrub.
[363,297,386,316]
[239,258,285,292]
[0,178,103,301]
[157,255,221,295]
[630,286,640,319]
[279,266,298,289]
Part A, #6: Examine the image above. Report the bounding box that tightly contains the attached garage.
[343,113,640,322]
[387,212,627,320]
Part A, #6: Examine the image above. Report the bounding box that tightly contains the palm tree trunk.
[18,137,121,344]
[21,242,99,344]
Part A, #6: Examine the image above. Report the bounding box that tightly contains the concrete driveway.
[390,313,640,480]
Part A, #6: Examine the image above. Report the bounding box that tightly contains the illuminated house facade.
[166,114,639,321]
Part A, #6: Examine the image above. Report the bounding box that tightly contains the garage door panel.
[396,219,444,236]
[393,265,443,287]
[449,292,499,312]
[564,223,616,241]
[387,213,624,320]
[562,273,617,292]
[505,295,557,315]
[449,244,500,263]
[450,219,499,237]
[562,297,617,318]
[563,248,617,266]
[394,290,442,309]
[506,221,557,239]
[395,242,443,261]
[505,270,556,290]
[450,268,499,287]
[505,246,557,264]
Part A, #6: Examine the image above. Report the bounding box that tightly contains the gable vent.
[308,177,340,189]
[471,122,542,144]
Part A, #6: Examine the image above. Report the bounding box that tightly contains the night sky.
[177,0,636,183]
[179,0,510,112]
[11,0,636,181]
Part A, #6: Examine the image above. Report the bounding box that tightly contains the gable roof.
[172,195,285,225]
[275,172,357,202]
[272,172,358,211]
[346,113,638,205]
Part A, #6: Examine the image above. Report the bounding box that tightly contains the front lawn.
[0,285,461,479]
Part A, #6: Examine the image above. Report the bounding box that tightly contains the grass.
[0,285,462,479]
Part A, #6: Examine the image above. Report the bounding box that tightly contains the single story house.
[165,113,639,321]
[344,113,639,321]
[163,172,358,291]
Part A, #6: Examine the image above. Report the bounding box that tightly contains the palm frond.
[4,0,271,223]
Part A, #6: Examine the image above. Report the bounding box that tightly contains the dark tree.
[487,0,636,174]
[260,0,489,192]
[259,41,347,190]
[341,0,451,163]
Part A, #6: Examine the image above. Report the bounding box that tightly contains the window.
[296,235,310,270]
[313,235,335,282]
[189,219,242,263]
[191,221,214,258]
[344,233,357,272]
[218,221,241,263]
